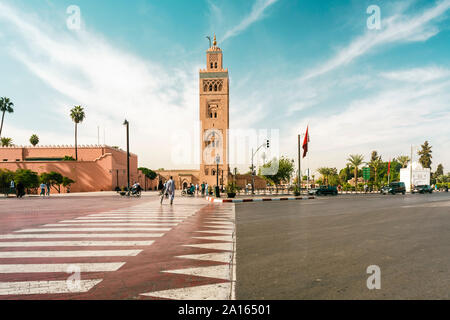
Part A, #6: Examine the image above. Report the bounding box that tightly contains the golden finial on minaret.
[213,34,217,46]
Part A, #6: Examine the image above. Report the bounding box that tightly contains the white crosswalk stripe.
[0,233,164,239]
[15,228,171,232]
[0,280,103,296]
[0,201,207,297]
[0,262,125,273]
[0,250,142,258]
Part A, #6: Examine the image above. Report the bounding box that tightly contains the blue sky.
[0,0,449,174]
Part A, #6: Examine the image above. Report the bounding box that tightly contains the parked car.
[381,182,406,195]
[412,185,433,194]
[308,185,338,196]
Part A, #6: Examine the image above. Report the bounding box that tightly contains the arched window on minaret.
[214,84,217,91]
[214,112,217,118]
[210,63,213,69]
[215,62,218,68]
[209,84,212,91]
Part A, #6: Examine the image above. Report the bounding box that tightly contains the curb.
[206,196,315,203]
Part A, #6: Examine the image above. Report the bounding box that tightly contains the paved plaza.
[0,192,449,299]
[0,193,235,299]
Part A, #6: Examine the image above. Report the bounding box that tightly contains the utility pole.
[298,134,301,190]
[123,120,130,196]
[410,145,413,193]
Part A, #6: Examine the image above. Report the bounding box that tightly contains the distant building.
[400,162,431,192]
[0,145,153,193]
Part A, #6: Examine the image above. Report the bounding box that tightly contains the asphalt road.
[235,192,450,299]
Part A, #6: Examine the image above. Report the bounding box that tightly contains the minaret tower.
[199,34,230,187]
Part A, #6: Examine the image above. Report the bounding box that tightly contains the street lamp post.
[123,120,130,196]
[251,140,270,195]
[215,154,220,198]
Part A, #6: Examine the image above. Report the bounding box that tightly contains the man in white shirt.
[161,176,175,205]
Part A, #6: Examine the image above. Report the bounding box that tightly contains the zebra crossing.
[140,204,236,300]
[0,201,204,297]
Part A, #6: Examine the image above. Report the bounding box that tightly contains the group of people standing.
[159,178,215,205]
[39,182,51,197]
[9,180,25,198]
[7,180,51,198]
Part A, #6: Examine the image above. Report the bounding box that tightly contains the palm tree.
[0,97,14,138]
[418,141,432,168]
[70,106,86,160]
[318,167,333,186]
[368,151,383,188]
[397,155,410,168]
[1,137,13,147]
[29,134,39,147]
[347,154,364,190]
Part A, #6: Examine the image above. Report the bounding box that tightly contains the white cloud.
[300,0,450,81]
[0,2,199,169]
[380,66,450,83]
[222,0,279,42]
[283,70,450,174]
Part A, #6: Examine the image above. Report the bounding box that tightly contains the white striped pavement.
[0,233,164,239]
[43,223,178,227]
[15,227,171,233]
[195,230,234,235]
[0,240,155,247]
[69,218,184,222]
[0,262,125,273]
[0,250,142,258]
[0,280,103,296]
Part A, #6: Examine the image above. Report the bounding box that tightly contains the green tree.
[14,169,40,190]
[435,164,444,176]
[138,167,157,180]
[40,172,64,193]
[0,97,14,138]
[1,137,13,147]
[70,106,86,160]
[396,155,410,168]
[347,154,364,189]
[318,167,335,186]
[418,141,432,168]
[261,157,294,191]
[339,165,352,183]
[0,169,15,195]
[29,134,39,147]
[368,151,383,188]
[62,176,75,190]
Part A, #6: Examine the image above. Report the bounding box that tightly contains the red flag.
[387,160,391,176]
[302,126,310,158]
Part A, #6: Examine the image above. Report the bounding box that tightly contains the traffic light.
[266,140,270,148]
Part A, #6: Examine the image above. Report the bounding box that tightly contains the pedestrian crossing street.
[0,202,206,297]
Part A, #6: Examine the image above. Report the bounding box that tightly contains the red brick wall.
[0,146,140,193]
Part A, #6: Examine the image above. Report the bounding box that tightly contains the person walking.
[40,182,47,198]
[161,176,175,205]
[16,182,25,198]
[201,183,205,196]
[9,180,15,197]
[46,183,51,196]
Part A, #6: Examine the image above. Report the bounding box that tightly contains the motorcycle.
[181,188,195,197]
